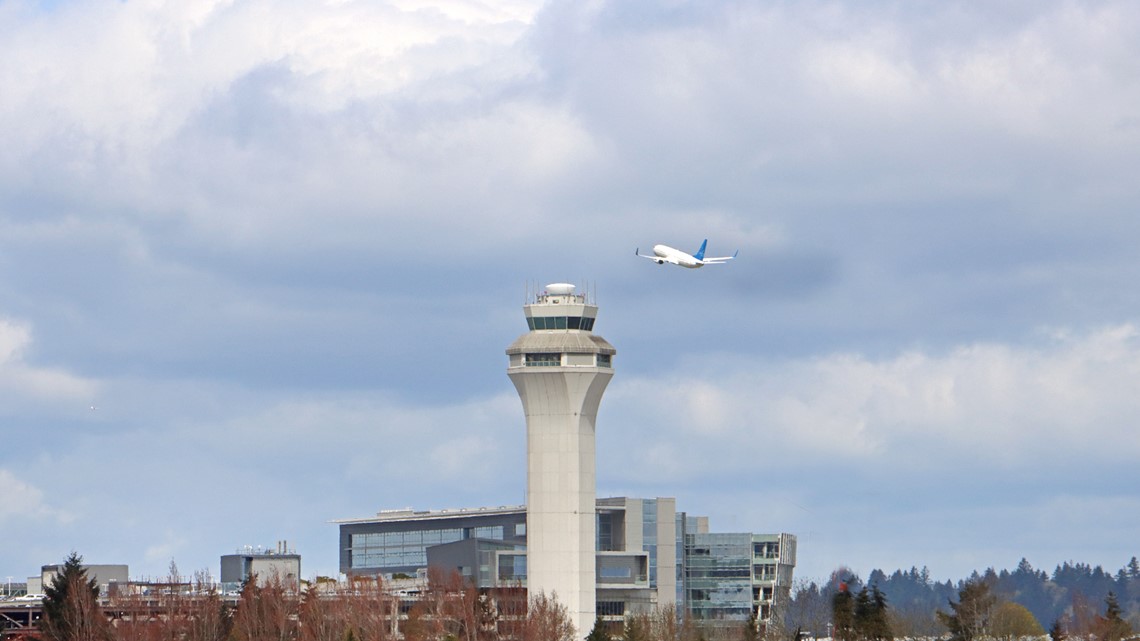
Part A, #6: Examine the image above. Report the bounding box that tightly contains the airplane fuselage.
[651,244,704,268]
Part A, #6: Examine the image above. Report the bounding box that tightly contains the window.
[754,542,779,558]
[599,566,632,579]
[498,555,526,581]
[597,601,625,617]
[472,525,504,539]
[753,565,776,580]
[529,316,588,330]
[348,527,464,570]
[525,353,561,366]
[597,354,611,367]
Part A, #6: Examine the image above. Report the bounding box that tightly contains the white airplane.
[635,239,738,268]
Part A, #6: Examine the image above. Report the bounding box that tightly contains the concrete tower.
[506,283,616,639]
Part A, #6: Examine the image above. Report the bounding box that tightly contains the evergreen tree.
[39,552,112,641]
[832,584,856,641]
[937,579,995,641]
[865,585,893,641]
[585,618,611,641]
[1095,592,1132,641]
[853,588,872,639]
[1048,618,1067,641]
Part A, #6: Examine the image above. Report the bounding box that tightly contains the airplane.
[635,239,738,268]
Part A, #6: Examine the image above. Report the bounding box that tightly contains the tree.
[524,592,575,641]
[1094,592,1132,641]
[1048,617,1067,641]
[937,579,996,641]
[585,618,611,641]
[649,605,688,641]
[40,552,113,641]
[831,584,856,641]
[231,574,298,641]
[622,612,651,641]
[187,569,231,641]
[854,586,892,641]
[989,602,1044,641]
[741,612,759,641]
[783,581,831,639]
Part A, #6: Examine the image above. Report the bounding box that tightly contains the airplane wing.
[701,250,739,264]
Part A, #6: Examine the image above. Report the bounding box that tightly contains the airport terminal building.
[335,497,795,625]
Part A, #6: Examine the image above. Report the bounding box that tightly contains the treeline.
[38,553,579,641]
[783,557,1140,638]
[38,553,754,641]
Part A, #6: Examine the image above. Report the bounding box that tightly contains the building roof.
[505,332,616,355]
[332,504,525,525]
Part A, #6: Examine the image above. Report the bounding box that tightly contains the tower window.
[597,354,611,367]
[525,353,561,367]
[528,316,593,330]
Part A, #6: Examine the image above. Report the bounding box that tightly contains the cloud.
[602,324,1140,485]
[0,469,71,524]
[1,0,1139,586]
[598,324,1140,580]
[0,316,97,404]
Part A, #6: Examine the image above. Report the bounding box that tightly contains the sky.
[1,0,1139,588]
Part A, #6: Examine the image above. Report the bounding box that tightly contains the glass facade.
[349,525,505,571]
[643,500,658,587]
[497,553,527,582]
[527,316,596,331]
[684,533,754,621]
[597,511,615,551]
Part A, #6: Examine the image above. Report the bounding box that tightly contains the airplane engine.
[655,259,664,265]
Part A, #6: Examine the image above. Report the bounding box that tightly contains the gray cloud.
[2,0,1139,585]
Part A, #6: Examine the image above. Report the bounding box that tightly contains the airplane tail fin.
[694,239,708,261]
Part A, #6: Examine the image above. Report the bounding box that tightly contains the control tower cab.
[506,283,615,639]
[507,283,615,368]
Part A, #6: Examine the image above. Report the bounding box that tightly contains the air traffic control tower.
[506,283,616,638]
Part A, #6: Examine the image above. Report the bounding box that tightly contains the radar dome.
[545,283,576,295]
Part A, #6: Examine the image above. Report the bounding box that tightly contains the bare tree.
[649,604,683,641]
[231,574,298,641]
[524,592,575,641]
[345,576,398,641]
[186,570,231,641]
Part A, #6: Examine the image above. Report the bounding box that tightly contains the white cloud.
[604,324,1140,484]
[0,469,71,524]
[0,316,97,402]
